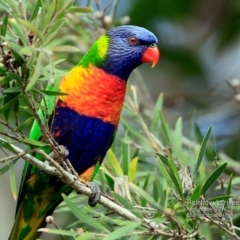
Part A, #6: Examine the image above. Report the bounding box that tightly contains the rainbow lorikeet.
[9,25,159,240]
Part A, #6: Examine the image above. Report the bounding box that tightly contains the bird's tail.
[9,177,72,240]
[9,190,62,240]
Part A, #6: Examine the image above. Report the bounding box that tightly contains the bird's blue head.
[79,25,160,80]
[101,25,160,80]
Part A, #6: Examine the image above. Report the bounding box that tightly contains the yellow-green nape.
[78,34,110,68]
[96,35,109,60]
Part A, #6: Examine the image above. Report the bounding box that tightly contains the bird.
[9,25,160,240]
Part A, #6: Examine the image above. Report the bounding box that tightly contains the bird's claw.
[49,145,69,160]
[87,182,101,207]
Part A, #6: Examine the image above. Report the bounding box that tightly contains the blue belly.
[50,105,115,174]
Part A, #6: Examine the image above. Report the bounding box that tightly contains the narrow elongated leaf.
[19,19,43,44]
[131,184,161,211]
[9,19,28,46]
[0,139,14,151]
[0,76,11,85]
[15,117,35,132]
[227,174,233,195]
[48,45,80,52]
[208,195,233,202]
[201,162,227,194]
[29,0,42,22]
[190,185,201,202]
[6,72,22,82]
[195,126,212,173]
[68,6,93,13]
[121,118,151,149]
[128,157,138,182]
[173,117,182,156]
[121,140,129,175]
[26,52,43,91]
[18,138,49,147]
[0,67,7,76]
[0,94,20,113]
[1,13,8,36]
[159,112,171,147]
[10,163,17,201]
[4,87,22,93]
[103,222,140,240]
[157,156,173,188]
[168,158,183,198]
[106,149,123,176]
[76,233,95,240]
[111,192,142,219]
[151,93,163,134]
[0,159,18,174]
[62,194,108,232]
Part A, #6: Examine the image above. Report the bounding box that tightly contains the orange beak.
[141,45,160,68]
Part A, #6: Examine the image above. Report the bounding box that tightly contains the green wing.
[16,77,62,211]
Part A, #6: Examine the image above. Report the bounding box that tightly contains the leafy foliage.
[0,1,239,240]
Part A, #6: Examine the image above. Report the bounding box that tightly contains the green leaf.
[43,19,66,45]
[195,126,212,173]
[10,163,17,201]
[7,42,24,61]
[29,0,42,22]
[0,94,20,113]
[0,66,7,76]
[173,117,182,156]
[4,87,22,93]
[111,192,142,219]
[128,157,138,182]
[168,158,183,199]
[62,194,109,232]
[190,185,201,202]
[227,174,233,195]
[6,72,22,82]
[151,93,163,134]
[19,19,44,44]
[0,159,18,175]
[1,13,8,36]
[103,221,141,240]
[18,138,49,147]
[121,140,129,175]
[20,46,35,56]
[201,162,227,194]
[157,155,173,188]
[0,139,14,151]
[48,45,80,52]
[159,111,171,147]
[8,19,28,46]
[121,117,151,149]
[15,117,35,132]
[106,149,123,176]
[26,52,43,91]
[76,233,95,240]
[157,154,169,166]
[68,6,93,13]
[208,195,233,202]
[0,76,11,85]
[131,184,161,211]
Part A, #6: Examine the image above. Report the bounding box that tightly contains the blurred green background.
[1,0,240,239]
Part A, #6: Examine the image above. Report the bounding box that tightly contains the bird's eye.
[127,37,139,46]
[149,43,157,48]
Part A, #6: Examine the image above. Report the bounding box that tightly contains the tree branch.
[0,137,175,238]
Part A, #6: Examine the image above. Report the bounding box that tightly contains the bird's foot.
[87,182,101,207]
[49,145,69,161]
